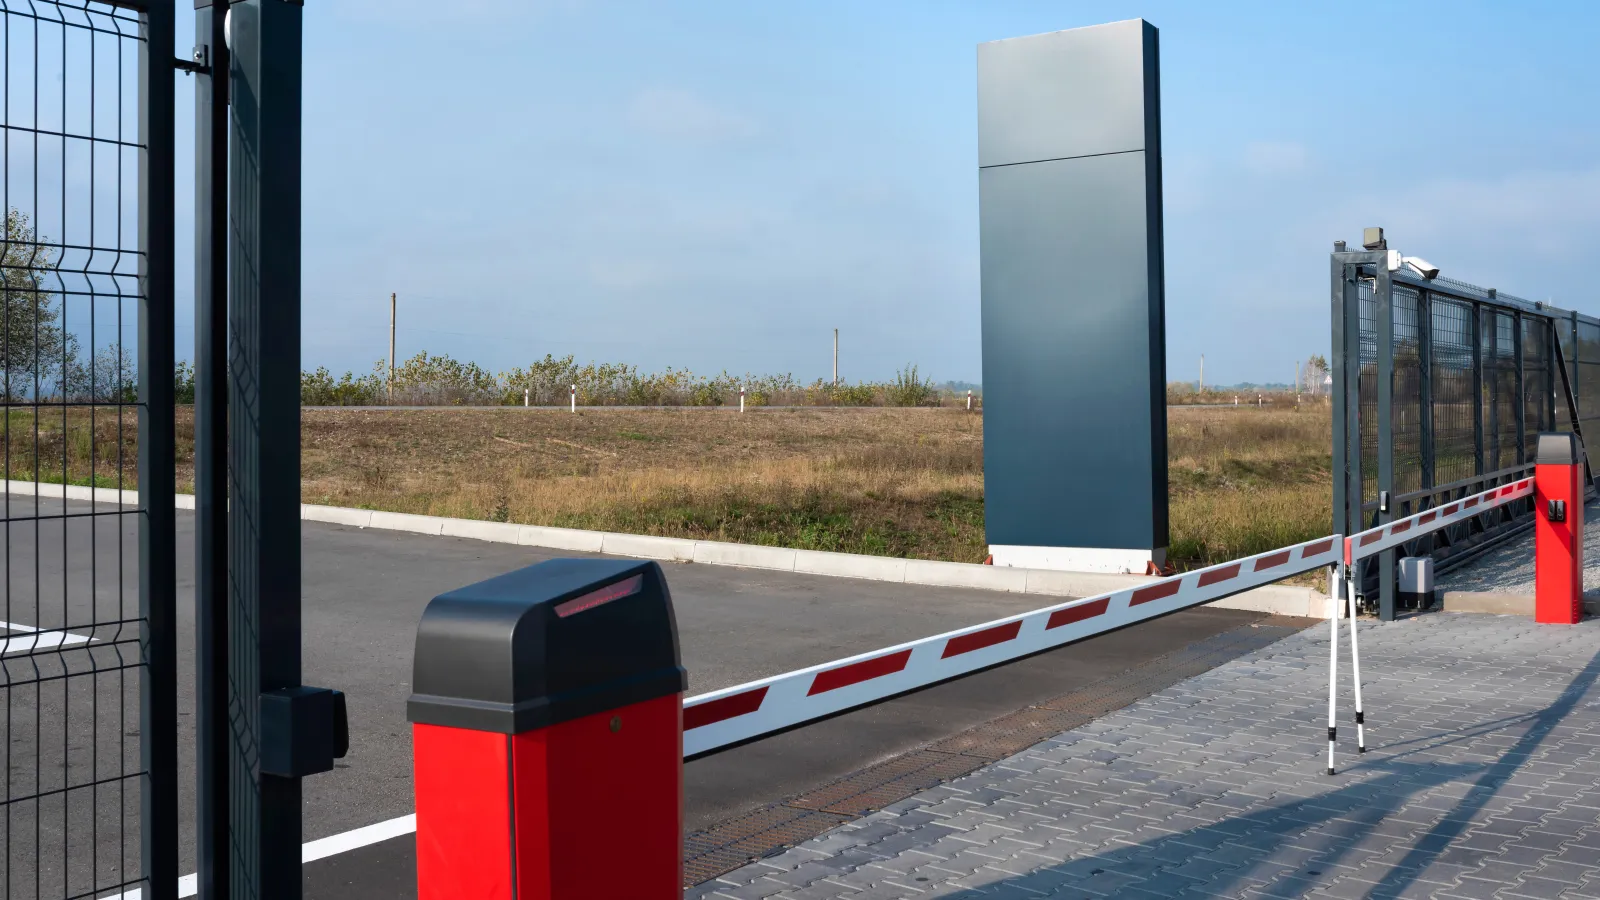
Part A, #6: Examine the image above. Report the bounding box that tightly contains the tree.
[1306,354,1329,394]
[1,208,77,400]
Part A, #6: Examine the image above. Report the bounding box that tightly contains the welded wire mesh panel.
[1578,319,1600,424]
[1523,317,1551,451]
[1491,311,1520,468]
[1430,295,1477,486]
[0,3,147,898]
[1390,286,1423,495]
[1556,316,1576,421]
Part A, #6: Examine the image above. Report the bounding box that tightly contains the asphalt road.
[0,496,1286,897]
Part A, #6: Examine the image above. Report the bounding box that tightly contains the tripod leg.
[1327,565,1340,776]
[1347,567,1367,753]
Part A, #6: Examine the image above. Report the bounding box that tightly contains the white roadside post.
[740,386,745,413]
[570,385,576,413]
[523,388,529,408]
[967,390,972,411]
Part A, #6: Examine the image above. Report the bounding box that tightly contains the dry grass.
[302,407,988,561]
[2,404,1333,570]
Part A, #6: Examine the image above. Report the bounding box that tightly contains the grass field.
[1,405,1332,572]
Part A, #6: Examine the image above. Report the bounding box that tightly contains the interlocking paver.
[691,616,1600,899]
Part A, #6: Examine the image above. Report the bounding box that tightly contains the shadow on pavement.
[942,646,1600,899]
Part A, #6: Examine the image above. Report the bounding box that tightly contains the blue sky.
[166,1,1600,386]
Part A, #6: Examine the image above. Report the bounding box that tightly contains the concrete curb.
[1442,590,1600,617]
[4,480,1332,618]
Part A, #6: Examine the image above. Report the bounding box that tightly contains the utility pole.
[389,292,396,403]
[833,328,839,385]
[1198,354,1204,393]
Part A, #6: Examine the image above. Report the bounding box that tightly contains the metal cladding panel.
[978,20,1166,553]
[978,19,1152,168]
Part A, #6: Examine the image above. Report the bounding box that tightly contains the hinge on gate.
[176,45,210,77]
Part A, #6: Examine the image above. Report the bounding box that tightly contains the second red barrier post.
[1535,432,1584,625]
[408,558,687,899]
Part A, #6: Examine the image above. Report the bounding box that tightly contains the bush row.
[182,353,974,408]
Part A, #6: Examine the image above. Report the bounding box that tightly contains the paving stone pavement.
[686,614,1600,900]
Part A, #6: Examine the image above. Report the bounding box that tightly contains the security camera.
[1403,256,1440,280]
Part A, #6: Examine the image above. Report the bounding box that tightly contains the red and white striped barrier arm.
[682,534,1344,757]
[1344,476,1533,564]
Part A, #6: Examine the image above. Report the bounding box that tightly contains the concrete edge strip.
[0,479,1330,619]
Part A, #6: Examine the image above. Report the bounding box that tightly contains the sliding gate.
[1332,237,1598,620]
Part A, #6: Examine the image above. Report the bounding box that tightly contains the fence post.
[193,1,230,895]
[409,559,686,898]
[1419,289,1435,495]
[139,2,179,894]
[1375,260,1397,621]
[1472,303,1485,477]
[1514,310,1527,464]
[226,5,346,896]
[1489,308,1502,471]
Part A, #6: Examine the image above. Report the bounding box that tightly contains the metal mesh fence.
[1430,296,1476,487]
[1524,317,1552,452]
[1,3,149,898]
[1579,319,1600,437]
[1491,310,1519,470]
[1390,286,1423,496]
[1336,251,1597,616]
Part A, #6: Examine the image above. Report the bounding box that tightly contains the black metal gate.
[1,1,177,898]
[1332,233,1597,621]
[4,1,325,897]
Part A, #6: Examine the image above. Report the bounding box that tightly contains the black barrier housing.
[408,558,686,733]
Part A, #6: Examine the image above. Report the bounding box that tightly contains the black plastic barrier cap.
[1537,432,1579,466]
[406,558,686,734]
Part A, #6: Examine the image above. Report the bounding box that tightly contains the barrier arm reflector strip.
[1344,477,1533,565]
[681,534,1344,758]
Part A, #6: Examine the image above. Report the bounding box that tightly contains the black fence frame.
[1332,246,1596,620]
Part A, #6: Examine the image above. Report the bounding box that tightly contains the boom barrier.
[410,456,1576,896]
[683,535,1343,756]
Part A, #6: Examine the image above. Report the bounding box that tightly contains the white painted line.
[101,815,418,899]
[0,620,95,654]
[301,813,416,863]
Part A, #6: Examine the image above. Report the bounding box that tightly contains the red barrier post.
[1535,433,1584,625]
[408,559,686,899]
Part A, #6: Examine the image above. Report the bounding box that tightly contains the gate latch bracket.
[260,686,349,778]
[175,45,210,77]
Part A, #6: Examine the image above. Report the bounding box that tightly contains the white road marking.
[101,815,418,898]
[0,620,96,654]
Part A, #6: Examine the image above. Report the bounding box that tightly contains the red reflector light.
[554,574,643,618]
